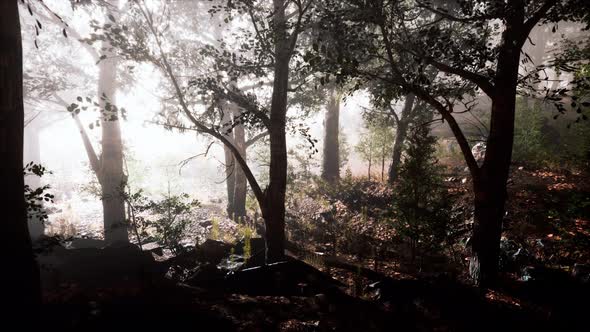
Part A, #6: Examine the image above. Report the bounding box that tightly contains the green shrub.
[394,125,455,264]
[131,191,200,255]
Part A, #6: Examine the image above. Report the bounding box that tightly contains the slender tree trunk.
[222,106,247,220]
[469,33,520,287]
[368,157,372,180]
[0,0,41,318]
[321,86,340,184]
[222,109,236,217]
[232,114,248,220]
[262,0,290,263]
[388,94,415,184]
[381,151,385,181]
[98,9,128,245]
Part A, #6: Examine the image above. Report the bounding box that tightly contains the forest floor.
[36,164,590,331]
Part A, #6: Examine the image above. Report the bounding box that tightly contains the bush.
[393,125,456,265]
[513,98,548,164]
[128,189,200,255]
[512,97,590,169]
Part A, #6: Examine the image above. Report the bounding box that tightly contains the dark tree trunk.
[262,0,290,263]
[222,109,236,217]
[368,157,372,180]
[469,26,521,287]
[321,86,340,184]
[381,150,385,181]
[98,29,128,245]
[223,145,236,215]
[388,94,415,184]
[0,0,41,317]
[232,116,248,220]
[222,108,247,221]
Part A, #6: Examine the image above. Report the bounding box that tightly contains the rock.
[37,244,166,290]
[199,239,232,265]
[233,237,265,257]
[67,237,105,249]
[520,266,571,283]
[572,263,590,284]
[199,219,213,228]
[217,254,246,272]
[225,259,343,296]
[471,142,486,166]
[185,263,225,287]
[141,242,164,256]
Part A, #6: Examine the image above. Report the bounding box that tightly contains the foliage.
[355,120,394,179]
[513,98,548,165]
[512,97,590,169]
[24,162,54,223]
[209,217,220,242]
[127,188,200,255]
[288,142,320,186]
[339,127,351,171]
[393,125,455,262]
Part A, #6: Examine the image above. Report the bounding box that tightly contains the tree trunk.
[262,0,290,263]
[232,117,248,220]
[222,107,248,221]
[469,31,520,287]
[381,151,385,181]
[222,109,236,217]
[368,157,372,180]
[98,14,128,245]
[321,86,340,184]
[0,0,41,317]
[388,94,415,184]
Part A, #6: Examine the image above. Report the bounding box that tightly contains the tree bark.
[469,23,521,287]
[0,0,41,317]
[222,109,236,217]
[98,6,128,245]
[222,107,248,221]
[232,114,248,220]
[321,86,340,184]
[381,148,385,181]
[263,0,290,263]
[388,94,415,184]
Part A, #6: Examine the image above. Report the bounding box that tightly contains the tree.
[0,0,41,317]
[99,0,316,262]
[321,86,341,183]
[30,1,130,244]
[355,120,394,181]
[316,0,590,286]
[395,118,451,264]
[96,1,128,244]
[387,94,415,183]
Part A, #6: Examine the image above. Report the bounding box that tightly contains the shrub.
[131,191,200,255]
[393,124,456,265]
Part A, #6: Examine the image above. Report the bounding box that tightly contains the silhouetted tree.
[0,0,41,318]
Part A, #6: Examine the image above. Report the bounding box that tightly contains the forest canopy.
[1,0,590,330]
